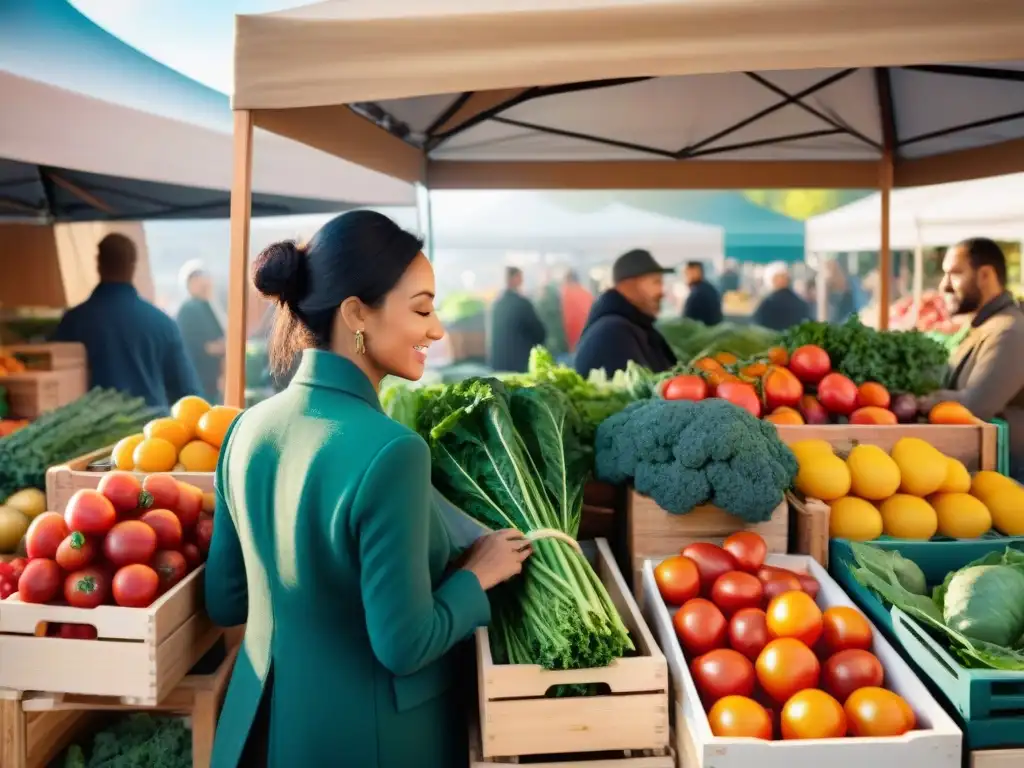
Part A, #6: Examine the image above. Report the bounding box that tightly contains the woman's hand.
[461,529,532,590]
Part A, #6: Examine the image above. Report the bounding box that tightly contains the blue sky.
[70,0,298,94]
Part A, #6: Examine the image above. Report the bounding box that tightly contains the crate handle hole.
[37,621,99,640]
[544,682,612,697]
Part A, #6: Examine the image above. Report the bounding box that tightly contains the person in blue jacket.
[52,234,202,409]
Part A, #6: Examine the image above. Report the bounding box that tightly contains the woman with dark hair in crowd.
[204,210,531,768]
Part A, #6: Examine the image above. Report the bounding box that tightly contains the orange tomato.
[821,606,874,654]
[928,401,977,425]
[716,381,762,418]
[765,407,804,425]
[766,591,823,646]
[767,346,789,366]
[849,406,898,425]
[844,687,915,737]
[740,362,769,378]
[715,352,739,366]
[856,382,891,409]
[763,366,804,411]
[654,555,701,606]
[695,357,725,373]
[708,695,773,739]
[756,638,820,703]
[781,689,847,740]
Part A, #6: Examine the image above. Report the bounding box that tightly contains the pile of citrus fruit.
[110,396,242,474]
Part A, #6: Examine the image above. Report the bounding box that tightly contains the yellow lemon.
[178,440,220,473]
[879,494,938,540]
[929,492,992,538]
[132,437,178,473]
[171,395,211,439]
[790,439,835,462]
[828,496,883,541]
[144,418,191,452]
[112,433,145,470]
[890,437,947,497]
[795,453,851,501]
[846,444,901,501]
[937,458,972,494]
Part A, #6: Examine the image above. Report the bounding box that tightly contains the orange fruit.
[196,406,242,448]
[171,395,211,439]
[132,438,178,473]
[928,401,977,425]
[143,418,190,452]
[111,433,145,471]
[767,347,789,366]
[178,440,220,472]
[766,407,805,426]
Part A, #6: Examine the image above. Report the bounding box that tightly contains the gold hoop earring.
[354,329,366,355]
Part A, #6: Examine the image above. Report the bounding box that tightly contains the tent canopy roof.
[233,0,1024,190]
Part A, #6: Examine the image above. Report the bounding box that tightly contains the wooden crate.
[0,566,220,705]
[787,491,831,567]
[477,538,669,759]
[774,423,998,472]
[627,491,788,593]
[0,640,238,768]
[4,343,87,372]
[46,445,215,514]
[0,368,87,420]
[970,748,1024,768]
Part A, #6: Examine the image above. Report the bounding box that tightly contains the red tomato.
[103,521,158,567]
[96,471,147,515]
[63,567,110,609]
[822,649,884,702]
[151,550,188,593]
[0,577,17,600]
[654,555,701,605]
[112,564,160,608]
[766,591,823,646]
[758,565,818,597]
[817,373,859,416]
[763,366,804,411]
[139,509,183,550]
[141,474,179,510]
[788,345,831,384]
[18,558,62,604]
[716,381,762,418]
[175,482,204,529]
[662,375,708,402]
[722,532,767,573]
[761,572,803,603]
[25,512,70,560]
[64,489,117,535]
[7,557,27,581]
[798,394,830,425]
[711,571,764,617]
[691,648,756,704]
[781,689,847,740]
[58,623,98,640]
[681,543,738,595]
[756,638,820,703]
[794,572,820,600]
[728,608,770,660]
[707,695,773,740]
[821,606,874,654]
[673,598,727,657]
[844,687,914,737]
[55,531,97,572]
[181,543,202,571]
[195,517,214,557]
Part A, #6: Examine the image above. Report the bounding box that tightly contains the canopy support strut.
[878,151,893,330]
[225,110,253,409]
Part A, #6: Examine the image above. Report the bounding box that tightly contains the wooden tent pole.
[878,150,894,330]
[224,110,253,408]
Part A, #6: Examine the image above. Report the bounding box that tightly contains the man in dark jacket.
[574,249,678,376]
[682,261,724,326]
[487,266,546,372]
[176,260,225,404]
[53,234,203,409]
[752,262,812,331]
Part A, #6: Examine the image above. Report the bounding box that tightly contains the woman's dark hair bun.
[252,240,308,306]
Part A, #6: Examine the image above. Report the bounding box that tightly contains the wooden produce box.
[46,445,215,514]
[476,538,669,759]
[774,423,998,472]
[4,343,87,372]
[627,491,788,594]
[0,343,88,420]
[0,566,220,706]
[787,492,831,567]
[971,747,1024,768]
[642,553,962,768]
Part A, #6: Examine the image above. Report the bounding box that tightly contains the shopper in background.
[718,258,741,293]
[176,260,226,404]
[825,259,857,323]
[752,262,812,331]
[919,238,1024,477]
[52,234,202,409]
[561,269,594,354]
[574,248,677,376]
[486,266,546,372]
[682,260,724,326]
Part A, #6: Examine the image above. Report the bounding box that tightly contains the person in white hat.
[176,260,226,403]
[752,261,812,331]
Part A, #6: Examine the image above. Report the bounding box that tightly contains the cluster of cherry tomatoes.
[4,472,214,623]
[653,532,916,741]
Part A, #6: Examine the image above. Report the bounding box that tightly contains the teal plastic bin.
[830,537,1024,749]
[990,418,1011,477]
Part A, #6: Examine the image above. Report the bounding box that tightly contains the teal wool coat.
[205,349,491,768]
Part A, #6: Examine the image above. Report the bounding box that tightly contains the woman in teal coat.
[205,211,531,768]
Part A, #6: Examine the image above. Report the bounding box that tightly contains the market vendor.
[918,238,1024,476]
[204,210,530,768]
[574,248,678,375]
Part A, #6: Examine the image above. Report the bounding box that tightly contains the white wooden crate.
[642,553,962,768]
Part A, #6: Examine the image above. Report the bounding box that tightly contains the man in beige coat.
[920,238,1024,477]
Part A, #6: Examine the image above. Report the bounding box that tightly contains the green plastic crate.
[990,418,1011,477]
[830,537,1024,749]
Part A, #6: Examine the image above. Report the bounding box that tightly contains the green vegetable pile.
[851,542,1024,669]
[780,316,949,395]
[59,714,191,768]
[404,377,633,679]
[0,388,159,499]
[594,398,798,522]
[656,318,780,365]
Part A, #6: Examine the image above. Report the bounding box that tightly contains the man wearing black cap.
[573,249,678,376]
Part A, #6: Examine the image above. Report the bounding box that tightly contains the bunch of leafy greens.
[60,714,191,768]
[413,377,633,679]
[656,318,780,365]
[779,316,948,395]
[850,542,1024,670]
